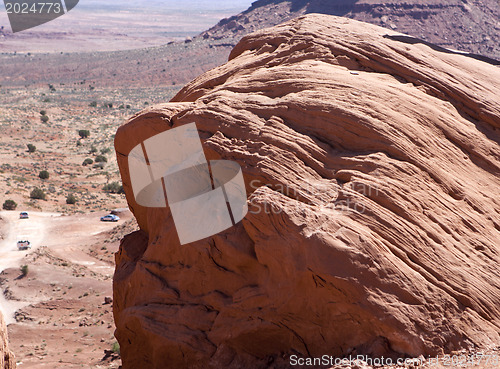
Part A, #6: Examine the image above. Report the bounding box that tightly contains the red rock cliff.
[0,312,15,369]
[114,14,500,369]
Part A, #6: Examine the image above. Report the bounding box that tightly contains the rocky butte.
[113,14,500,369]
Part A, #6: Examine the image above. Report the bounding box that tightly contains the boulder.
[113,14,500,369]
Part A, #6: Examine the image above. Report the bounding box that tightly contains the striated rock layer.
[0,312,15,369]
[113,14,500,369]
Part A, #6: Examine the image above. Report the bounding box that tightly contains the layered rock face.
[0,313,15,369]
[114,14,500,369]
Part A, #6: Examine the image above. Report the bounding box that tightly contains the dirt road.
[0,211,59,323]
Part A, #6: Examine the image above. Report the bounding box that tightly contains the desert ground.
[0,208,138,368]
[0,0,251,52]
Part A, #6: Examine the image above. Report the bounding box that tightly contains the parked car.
[100,214,120,222]
[19,211,29,219]
[17,240,31,250]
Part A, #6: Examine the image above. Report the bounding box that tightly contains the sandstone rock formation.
[114,14,500,369]
[0,312,15,369]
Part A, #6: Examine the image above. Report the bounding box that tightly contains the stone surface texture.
[113,14,500,369]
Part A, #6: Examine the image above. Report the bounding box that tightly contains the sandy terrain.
[0,209,138,368]
[0,1,251,53]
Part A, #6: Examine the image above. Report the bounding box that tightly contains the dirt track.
[0,209,134,368]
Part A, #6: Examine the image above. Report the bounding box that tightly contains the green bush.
[89,145,97,154]
[20,265,28,277]
[103,182,124,194]
[30,187,46,200]
[66,194,77,204]
[27,144,36,153]
[39,110,47,115]
[111,341,120,355]
[95,155,107,163]
[82,158,93,166]
[78,129,90,139]
[39,170,49,180]
[2,199,17,210]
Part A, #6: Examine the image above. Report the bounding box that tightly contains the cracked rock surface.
[113,14,500,369]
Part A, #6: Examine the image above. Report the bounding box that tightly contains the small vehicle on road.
[19,211,29,219]
[100,214,120,222]
[17,240,31,250]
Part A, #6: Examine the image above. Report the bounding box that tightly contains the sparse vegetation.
[20,265,28,277]
[95,155,107,163]
[27,143,36,153]
[102,181,123,194]
[82,158,93,166]
[39,170,50,180]
[66,194,77,204]
[78,129,90,139]
[111,342,120,355]
[2,199,17,210]
[30,187,46,200]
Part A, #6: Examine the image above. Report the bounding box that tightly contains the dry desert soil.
[0,209,138,368]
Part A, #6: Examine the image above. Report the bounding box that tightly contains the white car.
[19,211,29,219]
[100,214,120,222]
[17,240,31,250]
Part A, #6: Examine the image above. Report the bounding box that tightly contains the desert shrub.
[39,110,47,115]
[111,342,120,355]
[2,199,17,210]
[82,158,93,166]
[89,101,97,107]
[27,144,36,153]
[101,147,111,154]
[93,163,105,169]
[103,181,123,194]
[66,194,77,204]
[30,187,46,200]
[89,145,98,154]
[39,170,49,180]
[78,129,90,139]
[40,115,49,123]
[95,155,107,163]
[20,265,28,276]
